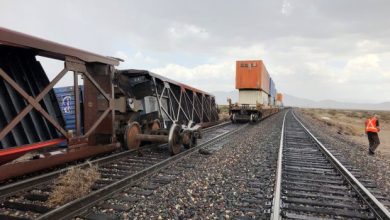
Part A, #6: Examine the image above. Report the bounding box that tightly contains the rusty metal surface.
[136,134,169,143]
[0,143,120,181]
[83,73,114,146]
[0,27,119,168]
[0,138,66,165]
[0,27,119,66]
[0,42,117,165]
[74,72,81,136]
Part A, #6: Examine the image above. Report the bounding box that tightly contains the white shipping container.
[238,90,269,106]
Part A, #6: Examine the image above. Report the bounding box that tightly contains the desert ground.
[300,108,390,157]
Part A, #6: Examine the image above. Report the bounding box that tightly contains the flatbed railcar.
[228,60,282,123]
[228,103,279,123]
[0,27,218,180]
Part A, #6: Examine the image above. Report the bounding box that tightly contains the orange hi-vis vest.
[365,118,379,133]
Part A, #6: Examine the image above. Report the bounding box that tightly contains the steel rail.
[202,120,231,131]
[0,147,141,201]
[291,111,390,220]
[0,121,231,201]
[270,110,287,220]
[37,123,248,220]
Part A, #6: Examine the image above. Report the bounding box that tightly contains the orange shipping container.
[276,93,283,102]
[236,60,270,94]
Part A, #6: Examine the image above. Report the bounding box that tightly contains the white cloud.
[356,40,383,52]
[115,51,158,69]
[345,54,380,70]
[168,23,209,40]
[151,62,234,92]
[281,0,293,16]
[340,54,390,84]
[223,44,266,60]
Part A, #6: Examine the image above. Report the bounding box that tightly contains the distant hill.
[212,91,238,105]
[212,91,390,111]
[284,94,390,111]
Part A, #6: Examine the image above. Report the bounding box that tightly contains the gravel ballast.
[295,109,390,205]
[91,111,285,219]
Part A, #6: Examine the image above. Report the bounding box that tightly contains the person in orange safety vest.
[365,113,380,155]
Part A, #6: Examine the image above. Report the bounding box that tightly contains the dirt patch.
[300,108,390,156]
[47,164,100,207]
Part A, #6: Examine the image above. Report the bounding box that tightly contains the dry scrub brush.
[47,163,100,207]
[219,112,230,121]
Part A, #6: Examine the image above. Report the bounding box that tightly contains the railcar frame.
[0,27,219,180]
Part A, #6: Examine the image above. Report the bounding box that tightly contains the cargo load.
[238,90,269,106]
[276,93,283,102]
[276,93,283,107]
[269,96,275,106]
[236,60,270,94]
[229,59,279,124]
[269,78,276,98]
[269,78,276,106]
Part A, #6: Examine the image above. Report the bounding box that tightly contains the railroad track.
[0,121,243,219]
[271,110,390,219]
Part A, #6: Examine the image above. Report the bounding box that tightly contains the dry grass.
[301,108,390,164]
[47,163,100,207]
[301,108,390,137]
[218,112,230,121]
[301,108,364,136]
[218,105,230,121]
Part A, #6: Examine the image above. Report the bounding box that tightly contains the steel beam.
[0,143,120,181]
[0,68,68,140]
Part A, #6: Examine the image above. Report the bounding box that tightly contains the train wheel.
[191,135,197,147]
[124,122,141,150]
[232,113,237,123]
[250,114,258,123]
[150,119,161,134]
[168,123,182,155]
[249,114,254,123]
[182,131,192,149]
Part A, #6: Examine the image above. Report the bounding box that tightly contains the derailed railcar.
[0,27,218,180]
[52,70,219,155]
[113,69,219,154]
[0,27,121,180]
